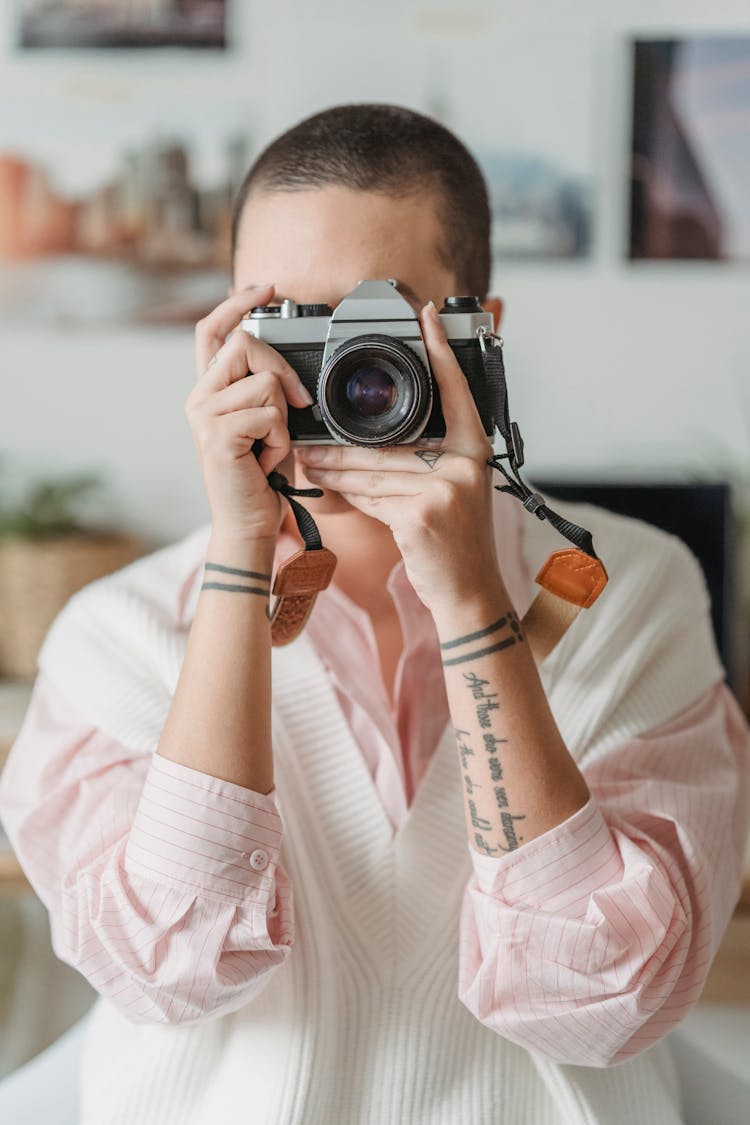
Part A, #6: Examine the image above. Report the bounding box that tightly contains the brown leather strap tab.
[270,547,337,647]
[521,548,608,663]
[534,549,608,609]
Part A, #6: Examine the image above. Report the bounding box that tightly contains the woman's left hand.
[296,301,503,618]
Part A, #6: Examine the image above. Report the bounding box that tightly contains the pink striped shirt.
[0,522,748,1064]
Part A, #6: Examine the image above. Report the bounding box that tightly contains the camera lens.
[345,364,398,418]
[318,334,432,446]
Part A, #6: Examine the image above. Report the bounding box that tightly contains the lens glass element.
[344,364,398,418]
[318,334,432,446]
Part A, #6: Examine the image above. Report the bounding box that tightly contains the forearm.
[434,581,589,856]
[157,531,276,793]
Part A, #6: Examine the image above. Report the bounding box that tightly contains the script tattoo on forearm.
[455,728,475,770]
[464,672,500,727]
[440,610,524,667]
[447,611,528,854]
[474,833,501,856]
[201,561,272,601]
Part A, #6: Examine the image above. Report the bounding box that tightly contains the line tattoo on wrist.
[201,581,270,597]
[205,562,271,582]
[441,609,524,666]
[202,561,272,597]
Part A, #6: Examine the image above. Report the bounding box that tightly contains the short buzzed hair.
[231,103,491,297]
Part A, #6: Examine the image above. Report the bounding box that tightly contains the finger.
[200,330,312,410]
[303,465,427,498]
[297,443,448,475]
[211,369,289,425]
[212,406,291,472]
[337,490,413,528]
[420,301,489,451]
[195,284,275,376]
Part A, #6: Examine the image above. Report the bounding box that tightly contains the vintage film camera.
[240,279,494,446]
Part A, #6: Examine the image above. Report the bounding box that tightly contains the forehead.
[233,186,455,307]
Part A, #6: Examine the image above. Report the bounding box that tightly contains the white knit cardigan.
[39,500,723,1125]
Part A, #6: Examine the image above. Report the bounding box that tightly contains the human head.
[231,103,492,302]
[229,105,501,514]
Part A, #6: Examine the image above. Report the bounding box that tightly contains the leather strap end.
[534,549,608,609]
[272,547,337,597]
[270,547,338,647]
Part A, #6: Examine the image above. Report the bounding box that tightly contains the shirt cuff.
[467,796,624,917]
[126,753,284,904]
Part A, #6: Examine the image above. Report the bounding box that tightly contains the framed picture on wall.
[629,37,750,261]
[268,12,597,265]
[0,86,250,326]
[16,0,227,50]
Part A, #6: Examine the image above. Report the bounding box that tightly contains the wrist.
[207,529,277,574]
[431,575,512,642]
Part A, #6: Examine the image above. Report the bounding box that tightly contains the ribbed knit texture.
[34,501,725,1124]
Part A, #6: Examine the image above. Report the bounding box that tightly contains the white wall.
[2,0,750,544]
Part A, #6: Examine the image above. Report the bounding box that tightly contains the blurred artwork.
[17,0,227,50]
[630,38,750,260]
[425,31,595,262]
[0,89,249,326]
[269,15,596,263]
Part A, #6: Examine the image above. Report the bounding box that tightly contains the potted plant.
[0,472,144,680]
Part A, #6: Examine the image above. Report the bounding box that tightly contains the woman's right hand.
[187,284,314,545]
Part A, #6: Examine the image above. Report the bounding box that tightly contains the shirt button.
[249,849,269,872]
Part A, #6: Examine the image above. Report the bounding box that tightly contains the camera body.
[240,280,494,446]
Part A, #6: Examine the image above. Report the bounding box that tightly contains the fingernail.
[299,386,314,406]
[243,282,273,292]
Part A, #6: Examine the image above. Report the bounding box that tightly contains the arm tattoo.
[202,561,272,597]
[201,582,270,597]
[498,812,525,851]
[443,635,519,666]
[205,561,271,582]
[440,613,512,650]
[441,609,524,666]
[455,727,475,769]
[454,661,527,856]
[468,799,492,831]
[474,832,501,856]
[414,449,445,471]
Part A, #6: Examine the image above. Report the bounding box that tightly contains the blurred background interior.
[1,0,749,1110]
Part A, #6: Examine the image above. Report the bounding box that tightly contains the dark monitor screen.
[533,481,734,688]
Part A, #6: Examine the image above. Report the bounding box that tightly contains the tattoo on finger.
[414,449,445,471]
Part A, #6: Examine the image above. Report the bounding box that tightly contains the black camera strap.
[478,329,600,561]
[265,470,337,647]
[267,471,324,552]
[476,329,608,642]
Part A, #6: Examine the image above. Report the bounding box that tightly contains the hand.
[187,285,314,545]
[296,302,502,617]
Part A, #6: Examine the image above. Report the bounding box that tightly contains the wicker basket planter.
[0,533,144,681]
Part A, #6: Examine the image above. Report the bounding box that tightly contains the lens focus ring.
[317,334,432,446]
